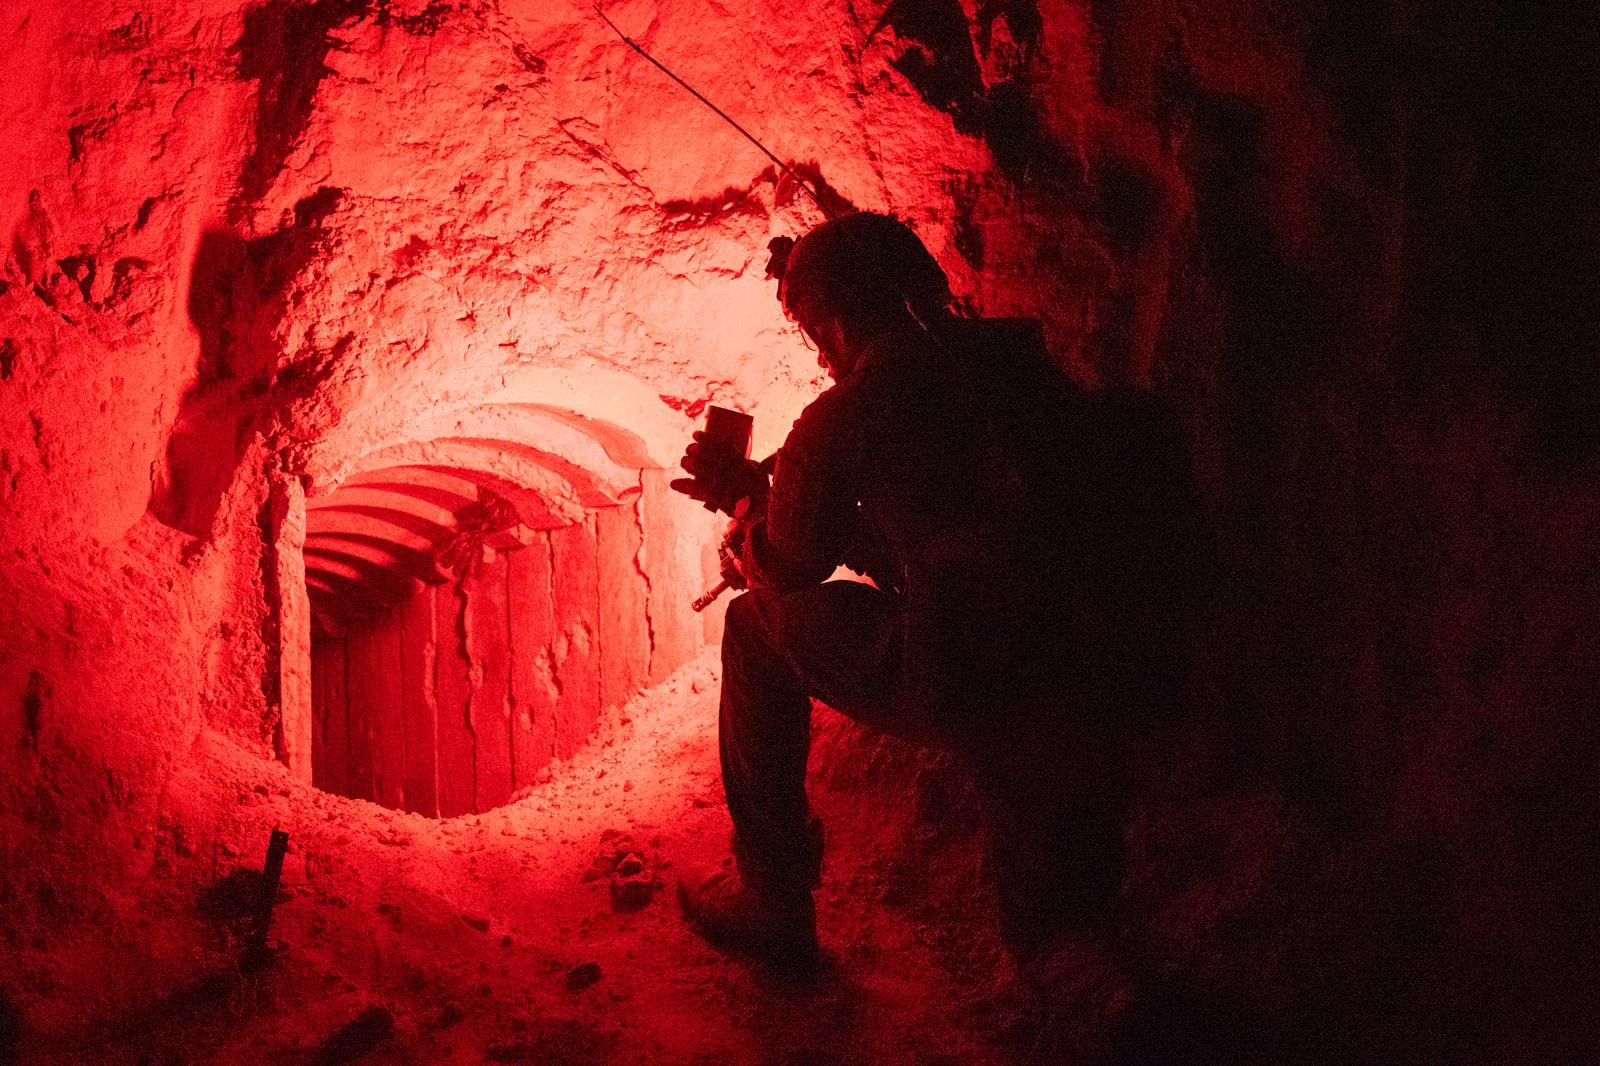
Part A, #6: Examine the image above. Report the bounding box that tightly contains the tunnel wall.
[1,0,1597,1053]
[315,532,600,818]
[313,474,707,817]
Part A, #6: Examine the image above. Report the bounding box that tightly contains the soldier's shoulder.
[788,380,862,435]
[950,316,1049,357]
[942,317,1076,399]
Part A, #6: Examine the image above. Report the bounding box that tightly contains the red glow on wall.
[308,468,712,816]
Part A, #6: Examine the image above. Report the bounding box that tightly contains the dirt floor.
[39,653,1034,1065]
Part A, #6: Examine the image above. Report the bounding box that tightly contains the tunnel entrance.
[308,489,611,818]
[297,405,719,817]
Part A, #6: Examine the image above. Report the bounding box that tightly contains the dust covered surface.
[14,656,1032,1065]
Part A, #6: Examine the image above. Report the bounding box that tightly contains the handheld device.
[701,405,753,463]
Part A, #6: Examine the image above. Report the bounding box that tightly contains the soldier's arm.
[738,389,860,591]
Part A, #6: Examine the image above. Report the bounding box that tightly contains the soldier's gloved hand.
[669,431,767,514]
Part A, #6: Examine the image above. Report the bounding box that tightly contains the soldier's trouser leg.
[720,581,1143,963]
[961,683,1147,962]
[969,751,1130,962]
[718,582,917,897]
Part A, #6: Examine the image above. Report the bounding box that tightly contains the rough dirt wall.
[2,0,1598,1055]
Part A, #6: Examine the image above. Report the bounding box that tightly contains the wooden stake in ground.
[245,828,290,972]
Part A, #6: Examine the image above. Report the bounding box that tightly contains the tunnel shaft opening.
[295,405,720,817]
[310,501,618,818]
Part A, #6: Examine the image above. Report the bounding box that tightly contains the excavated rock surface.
[4,0,1600,1060]
[15,658,1028,1064]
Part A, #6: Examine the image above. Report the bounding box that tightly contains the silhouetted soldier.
[674,213,1203,986]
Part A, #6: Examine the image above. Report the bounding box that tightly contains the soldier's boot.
[678,818,824,974]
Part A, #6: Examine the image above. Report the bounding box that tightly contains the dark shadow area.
[975,0,1043,59]
[1397,5,1600,467]
[311,1006,395,1065]
[233,0,460,213]
[779,164,861,221]
[0,990,19,1066]
[980,78,1074,185]
[234,0,374,209]
[871,0,987,135]
[196,867,272,936]
[150,188,343,537]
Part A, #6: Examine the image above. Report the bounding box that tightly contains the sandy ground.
[44,652,1030,1064]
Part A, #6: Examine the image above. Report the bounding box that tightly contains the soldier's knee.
[723,588,789,660]
[723,589,758,629]
[720,589,770,651]
[725,587,783,629]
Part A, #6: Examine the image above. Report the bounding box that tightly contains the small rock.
[311,1006,394,1066]
[609,872,657,913]
[460,914,490,933]
[565,961,603,992]
[615,853,646,878]
[437,1003,464,1029]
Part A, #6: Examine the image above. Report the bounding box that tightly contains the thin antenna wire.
[590,4,954,360]
[590,3,838,220]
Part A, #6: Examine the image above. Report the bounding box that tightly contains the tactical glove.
[670,430,768,514]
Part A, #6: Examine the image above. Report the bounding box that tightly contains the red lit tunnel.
[6,0,1600,1060]
[292,401,723,817]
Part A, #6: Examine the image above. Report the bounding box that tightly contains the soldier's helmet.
[777,212,951,333]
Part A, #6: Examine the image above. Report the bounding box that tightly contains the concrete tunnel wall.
[283,392,717,817]
[311,473,709,817]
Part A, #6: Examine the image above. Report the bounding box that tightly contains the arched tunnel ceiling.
[305,402,644,628]
[386,404,645,504]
